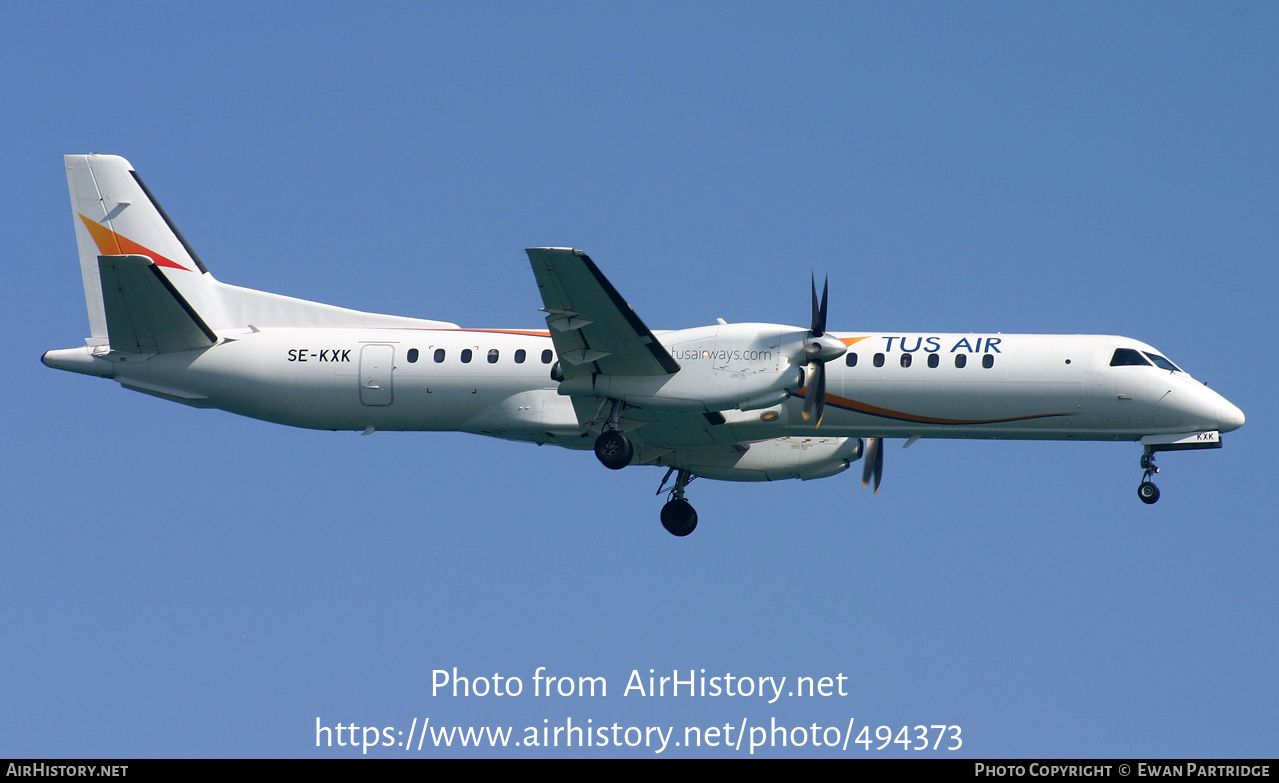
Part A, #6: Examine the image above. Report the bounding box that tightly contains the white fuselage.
[46,326,1244,450]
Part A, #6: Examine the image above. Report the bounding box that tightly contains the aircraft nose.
[1218,400,1245,433]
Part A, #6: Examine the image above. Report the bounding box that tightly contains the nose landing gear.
[1138,447,1161,505]
[1132,431,1224,505]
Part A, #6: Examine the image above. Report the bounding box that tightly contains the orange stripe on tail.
[78,214,192,272]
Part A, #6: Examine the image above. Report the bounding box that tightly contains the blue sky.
[5,2,1276,758]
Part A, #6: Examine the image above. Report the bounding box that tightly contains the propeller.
[861,436,884,494]
[800,275,847,426]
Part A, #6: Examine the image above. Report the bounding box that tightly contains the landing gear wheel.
[1137,446,1162,505]
[594,430,633,470]
[660,498,698,537]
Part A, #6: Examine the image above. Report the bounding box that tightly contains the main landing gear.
[592,400,699,537]
[594,430,633,470]
[598,401,639,468]
[657,468,698,536]
[1137,446,1161,505]
[593,400,634,470]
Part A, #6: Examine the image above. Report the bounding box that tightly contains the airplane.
[43,154,1246,536]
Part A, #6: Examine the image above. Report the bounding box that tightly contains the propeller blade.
[810,275,829,336]
[801,275,834,426]
[819,277,828,335]
[862,437,884,493]
[810,275,819,335]
[872,440,883,494]
[801,361,825,424]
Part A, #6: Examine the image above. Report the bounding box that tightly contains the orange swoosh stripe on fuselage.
[379,328,554,337]
[839,336,872,347]
[461,328,553,337]
[793,389,1071,425]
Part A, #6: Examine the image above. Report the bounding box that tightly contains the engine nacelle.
[665,436,864,482]
[556,322,807,413]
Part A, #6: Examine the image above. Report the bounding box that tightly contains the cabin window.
[488,349,499,364]
[1110,348,1151,367]
[982,354,995,369]
[434,348,446,363]
[928,353,939,368]
[900,354,912,368]
[515,349,526,364]
[955,354,967,368]
[461,349,473,363]
[407,348,419,363]
[542,349,553,364]
[845,353,857,367]
[873,353,885,367]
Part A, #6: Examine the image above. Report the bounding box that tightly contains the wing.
[525,248,679,379]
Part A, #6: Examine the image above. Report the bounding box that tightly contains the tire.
[660,499,698,537]
[594,431,633,470]
[1137,481,1160,505]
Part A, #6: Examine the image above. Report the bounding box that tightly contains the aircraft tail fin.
[66,154,216,344]
[64,154,461,335]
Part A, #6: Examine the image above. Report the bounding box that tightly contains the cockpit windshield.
[1109,347,1184,372]
[1109,348,1151,367]
[1142,352,1183,372]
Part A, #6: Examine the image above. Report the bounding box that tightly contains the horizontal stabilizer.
[99,255,217,353]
